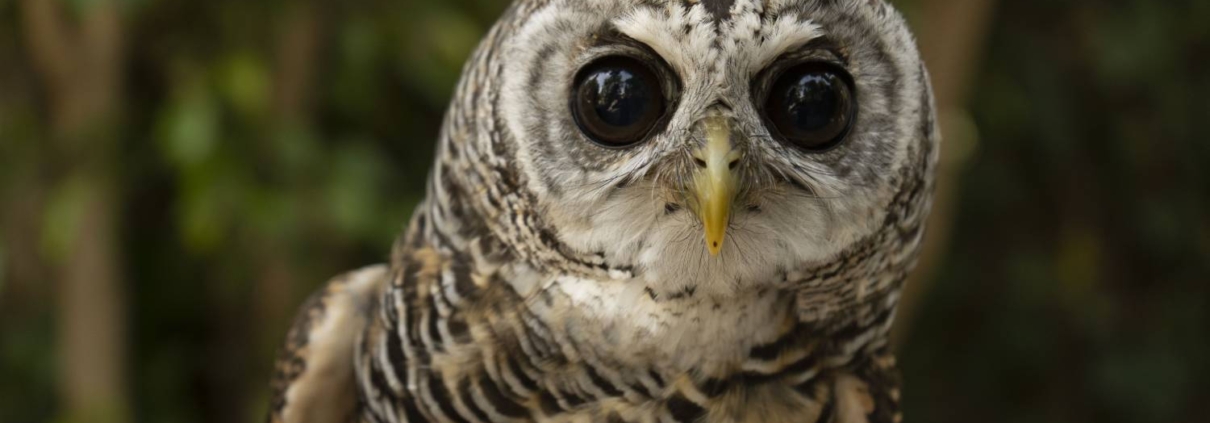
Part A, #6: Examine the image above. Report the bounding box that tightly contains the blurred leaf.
[426,11,481,70]
[62,0,141,19]
[331,19,383,117]
[65,0,95,14]
[179,180,226,254]
[325,141,386,239]
[271,123,323,180]
[157,81,221,168]
[220,52,271,121]
[400,7,484,106]
[248,187,298,242]
[177,159,245,254]
[1055,226,1100,298]
[40,175,90,263]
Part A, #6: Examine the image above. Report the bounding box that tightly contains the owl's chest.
[539,276,799,375]
[359,272,887,423]
[544,393,822,423]
[525,372,872,423]
[503,278,879,422]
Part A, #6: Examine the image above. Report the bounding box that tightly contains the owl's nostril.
[728,159,739,170]
[665,203,681,215]
[694,158,708,168]
[708,99,733,112]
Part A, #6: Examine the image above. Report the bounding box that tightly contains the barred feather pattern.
[270,0,937,422]
[354,70,932,423]
[354,214,915,423]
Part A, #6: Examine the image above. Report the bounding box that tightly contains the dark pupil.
[574,59,663,146]
[768,68,853,149]
[583,68,652,129]
[782,73,839,131]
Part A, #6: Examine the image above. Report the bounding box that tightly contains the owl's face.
[468,0,933,296]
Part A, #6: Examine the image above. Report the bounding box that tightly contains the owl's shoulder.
[268,265,388,423]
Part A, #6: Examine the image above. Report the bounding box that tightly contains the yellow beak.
[691,115,740,256]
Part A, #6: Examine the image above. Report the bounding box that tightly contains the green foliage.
[1,0,507,422]
[900,1,1210,422]
[219,53,272,120]
[40,176,91,263]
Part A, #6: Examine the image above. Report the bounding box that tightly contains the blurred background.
[0,0,1206,422]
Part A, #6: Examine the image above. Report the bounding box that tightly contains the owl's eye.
[572,56,667,147]
[764,64,856,151]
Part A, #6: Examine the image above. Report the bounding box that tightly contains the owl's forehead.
[556,0,845,81]
[572,0,871,20]
[695,0,738,21]
[542,0,886,62]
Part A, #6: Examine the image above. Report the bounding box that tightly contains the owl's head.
[424,0,937,298]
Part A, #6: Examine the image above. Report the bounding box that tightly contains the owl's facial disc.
[487,0,935,294]
[689,113,740,256]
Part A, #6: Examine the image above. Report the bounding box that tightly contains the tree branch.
[18,1,130,422]
[19,0,76,96]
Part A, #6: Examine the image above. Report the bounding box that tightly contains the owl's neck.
[393,205,901,371]
[401,174,914,324]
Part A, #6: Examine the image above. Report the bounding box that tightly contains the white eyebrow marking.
[727,10,824,75]
[613,3,719,78]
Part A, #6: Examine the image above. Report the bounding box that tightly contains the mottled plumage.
[269,0,937,422]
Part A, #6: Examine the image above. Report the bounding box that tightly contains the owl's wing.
[832,347,903,423]
[267,265,388,423]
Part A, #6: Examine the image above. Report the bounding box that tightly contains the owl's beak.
[690,115,740,256]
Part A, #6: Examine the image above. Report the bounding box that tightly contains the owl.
[268,0,937,422]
